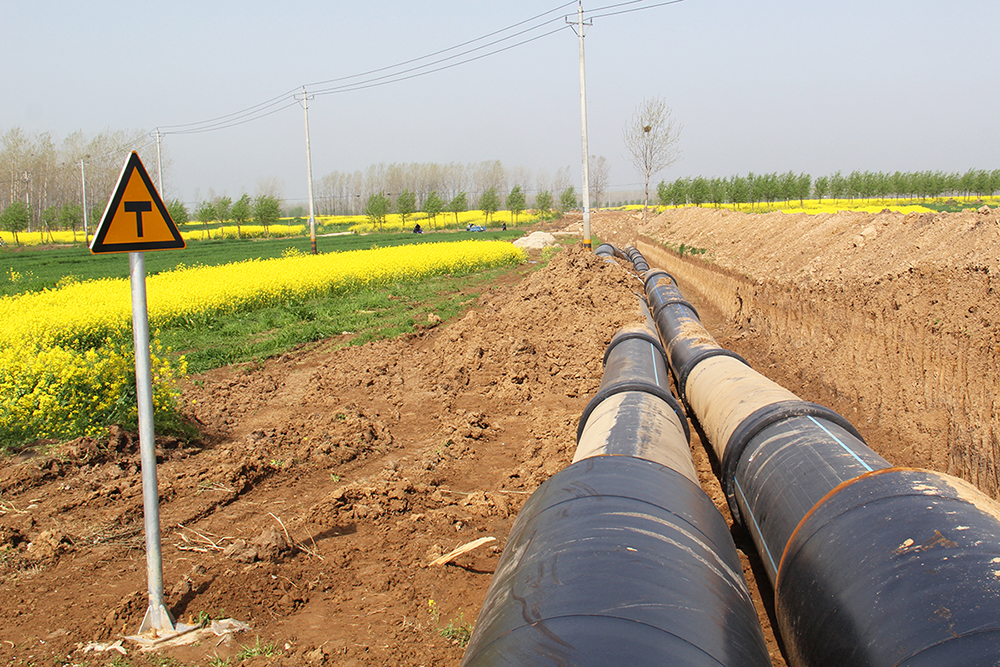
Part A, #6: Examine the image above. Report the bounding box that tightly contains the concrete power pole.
[154,129,164,195]
[80,157,89,244]
[570,2,593,249]
[300,87,318,255]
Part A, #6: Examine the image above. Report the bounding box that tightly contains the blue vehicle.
[466,224,486,232]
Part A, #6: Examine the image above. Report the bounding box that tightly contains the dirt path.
[0,244,654,666]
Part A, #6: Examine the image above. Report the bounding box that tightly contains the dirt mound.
[593,206,1000,496]
[0,244,655,666]
[6,205,987,666]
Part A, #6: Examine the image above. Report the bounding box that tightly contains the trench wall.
[638,237,1000,498]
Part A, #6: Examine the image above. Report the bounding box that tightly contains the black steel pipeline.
[728,408,889,582]
[776,468,1000,666]
[647,265,1000,666]
[460,322,771,667]
[593,242,616,258]
[623,245,649,274]
[645,271,748,403]
[459,456,772,667]
[576,323,690,450]
[595,243,647,273]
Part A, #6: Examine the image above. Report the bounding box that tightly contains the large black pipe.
[593,242,617,258]
[576,323,690,449]
[642,249,1000,666]
[645,271,748,403]
[729,410,889,582]
[460,322,771,667]
[459,456,772,667]
[776,468,1000,666]
[623,245,649,274]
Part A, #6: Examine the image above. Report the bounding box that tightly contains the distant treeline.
[657,169,1000,208]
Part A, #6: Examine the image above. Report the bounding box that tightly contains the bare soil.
[2,206,996,666]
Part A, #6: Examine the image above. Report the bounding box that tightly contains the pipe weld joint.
[643,269,678,293]
[673,348,749,403]
[602,329,668,368]
[577,380,689,444]
[721,400,865,526]
[650,296,700,321]
[594,243,616,257]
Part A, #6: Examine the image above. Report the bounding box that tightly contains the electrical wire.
[304,1,577,89]
[82,133,155,161]
[310,24,569,96]
[588,0,687,20]
[157,92,300,134]
[155,0,688,135]
[158,1,578,135]
[161,100,300,136]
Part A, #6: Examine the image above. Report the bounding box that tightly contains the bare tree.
[589,155,610,209]
[535,168,551,200]
[553,165,572,194]
[254,176,285,200]
[623,97,681,222]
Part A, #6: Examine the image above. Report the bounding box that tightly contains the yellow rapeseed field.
[179,223,307,241]
[0,240,525,447]
[347,210,538,234]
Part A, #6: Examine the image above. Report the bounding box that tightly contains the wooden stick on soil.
[269,512,324,560]
[428,536,496,567]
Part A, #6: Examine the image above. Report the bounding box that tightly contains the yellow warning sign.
[90,152,185,254]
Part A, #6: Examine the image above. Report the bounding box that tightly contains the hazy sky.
[3,0,997,207]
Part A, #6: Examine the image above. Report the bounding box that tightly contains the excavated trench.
[589,206,1000,497]
[460,231,1000,666]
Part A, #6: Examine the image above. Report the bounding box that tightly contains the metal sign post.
[90,152,186,636]
[129,250,175,634]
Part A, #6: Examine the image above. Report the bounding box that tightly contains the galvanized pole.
[130,251,175,634]
[80,157,89,244]
[574,1,592,249]
[301,87,318,255]
[154,129,164,196]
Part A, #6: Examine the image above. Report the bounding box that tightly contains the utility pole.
[299,87,318,254]
[569,1,593,249]
[22,170,31,234]
[80,156,89,244]
[154,129,164,195]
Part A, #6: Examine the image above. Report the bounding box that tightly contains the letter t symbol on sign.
[124,201,153,237]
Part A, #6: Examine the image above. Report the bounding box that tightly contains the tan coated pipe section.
[684,354,800,462]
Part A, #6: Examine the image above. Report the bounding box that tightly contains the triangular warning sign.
[90,152,185,254]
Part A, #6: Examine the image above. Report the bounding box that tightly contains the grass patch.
[428,599,474,648]
[918,199,995,213]
[666,241,709,257]
[163,263,514,373]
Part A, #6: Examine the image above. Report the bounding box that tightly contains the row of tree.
[1,127,615,228]
[314,158,610,216]
[176,194,283,239]
[0,127,159,237]
[657,168,1000,209]
[358,184,585,230]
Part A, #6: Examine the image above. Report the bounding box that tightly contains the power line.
[158,90,301,134]
[156,0,689,135]
[158,1,578,135]
[310,25,570,97]
[588,0,688,20]
[162,100,300,136]
[303,1,577,90]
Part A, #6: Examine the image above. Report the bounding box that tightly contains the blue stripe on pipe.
[650,342,660,387]
[734,477,779,577]
[807,415,873,472]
